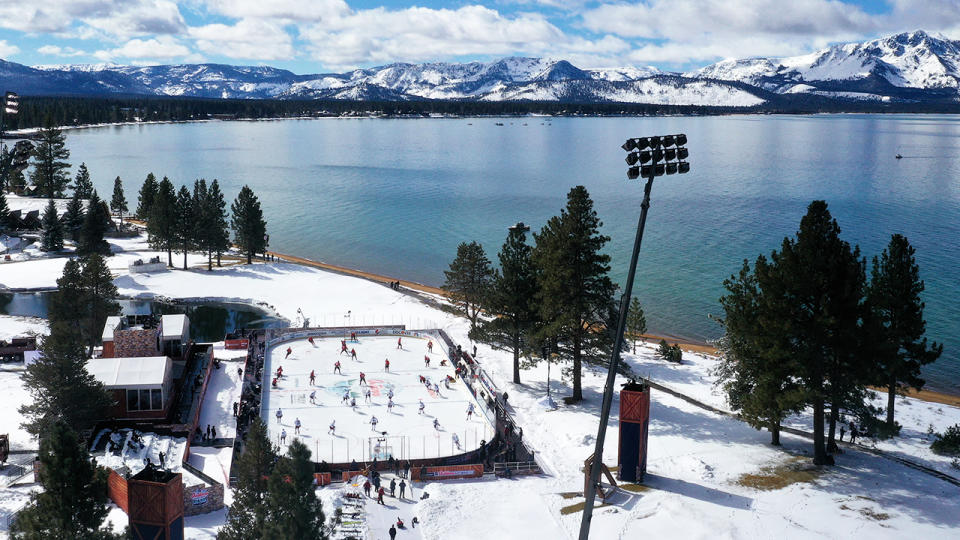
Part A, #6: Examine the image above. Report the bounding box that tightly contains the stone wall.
[114,328,160,358]
[182,482,224,516]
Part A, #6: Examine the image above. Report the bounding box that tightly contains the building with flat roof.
[101,314,190,359]
[87,356,174,420]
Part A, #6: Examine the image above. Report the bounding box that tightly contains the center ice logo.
[325,379,396,398]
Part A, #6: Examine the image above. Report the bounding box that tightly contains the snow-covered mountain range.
[4,30,959,106]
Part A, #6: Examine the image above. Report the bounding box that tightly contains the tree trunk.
[571,334,582,402]
[167,247,172,267]
[886,379,897,427]
[207,250,212,271]
[827,401,839,453]
[217,252,222,267]
[512,334,521,385]
[770,420,781,446]
[183,245,188,270]
[812,397,832,465]
[246,250,252,264]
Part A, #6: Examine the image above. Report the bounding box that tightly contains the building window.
[127,389,139,411]
[151,388,163,410]
[126,388,164,411]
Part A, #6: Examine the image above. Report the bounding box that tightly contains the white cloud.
[37,45,88,57]
[94,36,192,61]
[0,40,20,58]
[189,18,294,60]
[0,0,185,40]
[200,0,349,22]
[300,5,566,68]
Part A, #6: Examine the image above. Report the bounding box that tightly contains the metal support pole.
[578,175,655,539]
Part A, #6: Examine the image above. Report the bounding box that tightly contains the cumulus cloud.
[0,0,185,39]
[0,40,20,58]
[37,45,87,57]
[200,0,349,22]
[189,18,294,60]
[94,36,192,61]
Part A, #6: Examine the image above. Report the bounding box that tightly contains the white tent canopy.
[87,356,172,390]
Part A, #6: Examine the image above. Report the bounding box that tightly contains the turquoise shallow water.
[64,115,960,393]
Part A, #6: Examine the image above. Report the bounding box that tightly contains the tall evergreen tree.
[755,200,866,464]
[443,241,494,332]
[29,117,71,198]
[207,179,230,269]
[532,186,616,403]
[625,297,647,354]
[19,327,114,437]
[80,253,120,356]
[175,185,193,270]
[9,421,119,540]
[109,176,127,229]
[230,185,267,265]
[148,177,177,266]
[72,163,94,198]
[136,172,158,219]
[868,234,943,428]
[63,191,85,241]
[47,259,85,339]
[0,189,8,231]
[77,191,111,256]
[471,227,536,384]
[262,439,327,540]
[40,199,64,252]
[219,418,276,540]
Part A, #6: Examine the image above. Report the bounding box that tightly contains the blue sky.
[1,1,958,73]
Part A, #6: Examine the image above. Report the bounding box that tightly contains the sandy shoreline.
[264,248,960,403]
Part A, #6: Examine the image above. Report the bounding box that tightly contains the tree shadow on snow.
[643,473,753,511]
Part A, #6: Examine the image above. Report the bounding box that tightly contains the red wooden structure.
[128,468,184,540]
[618,382,651,483]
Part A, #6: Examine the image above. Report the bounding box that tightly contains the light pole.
[578,134,690,539]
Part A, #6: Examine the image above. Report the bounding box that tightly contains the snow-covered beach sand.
[1,233,959,539]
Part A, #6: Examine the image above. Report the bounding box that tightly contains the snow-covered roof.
[87,356,172,389]
[161,314,189,340]
[102,316,123,342]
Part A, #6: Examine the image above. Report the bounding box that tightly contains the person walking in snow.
[384,358,390,372]
[466,402,475,421]
[399,479,406,499]
[309,390,317,404]
[309,370,316,385]
[280,429,287,444]
[328,420,336,435]
[211,426,216,439]
[418,399,425,415]
[276,408,283,424]
[295,418,301,435]
[370,415,379,431]
[359,372,367,385]
[334,360,342,374]
[389,525,397,539]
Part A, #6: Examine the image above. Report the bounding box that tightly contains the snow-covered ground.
[0,232,958,538]
[264,336,494,463]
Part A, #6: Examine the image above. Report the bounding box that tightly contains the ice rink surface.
[262,334,494,464]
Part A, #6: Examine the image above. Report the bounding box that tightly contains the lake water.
[61,115,960,393]
[0,292,287,343]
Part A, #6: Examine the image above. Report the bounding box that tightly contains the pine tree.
[868,234,943,428]
[47,259,85,339]
[136,173,158,219]
[207,179,230,269]
[29,116,71,198]
[755,200,867,464]
[231,185,267,265]
[716,260,806,445]
[625,297,647,354]
[63,191,85,241]
[110,176,127,229]
[9,421,119,540]
[19,326,114,437]
[72,163,94,199]
[80,253,120,356]
[0,189,8,231]
[262,439,327,540]
[471,227,536,384]
[77,191,111,257]
[175,185,193,270]
[443,241,494,332]
[40,199,64,252]
[148,177,177,266]
[219,418,276,540]
[191,179,212,268]
[532,186,616,403]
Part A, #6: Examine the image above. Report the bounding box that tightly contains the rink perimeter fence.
[255,324,541,479]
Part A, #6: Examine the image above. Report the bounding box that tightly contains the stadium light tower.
[578,134,690,539]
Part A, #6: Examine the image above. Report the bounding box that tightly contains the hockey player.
[397,337,402,349]
[350,397,357,408]
[466,402,475,421]
[424,355,431,367]
[384,358,390,372]
[359,372,367,385]
[276,366,283,378]
[388,388,395,400]
[419,375,426,384]
[440,358,447,366]
[444,378,451,390]
[387,398,395,411]
[271,377,278,388]
[285,346,292,359]
[351,348,358,360]
[365,388,372,403]
[452,433,461,450]
[427,341,433,353]
[295,417,302,435]
[351,331,357,341]
[276,408,283,423]
[334,360,342,374]
[309,370,316,385]
[340,342,349,355]
[418,399,425,415]
[432,382,441,396]
[308,336,315,345]
[281,429,287,444]
[342,390,350,404]
[328,420,336,435]
[370,415,379,431]
[309,390,317,404]
[433,418,440,430]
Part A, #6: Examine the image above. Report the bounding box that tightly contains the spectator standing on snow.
[399,479,406,499]
[389,525,397,539]
[378,486,386,505]
[363,479,372,497]
[390,477,396,496]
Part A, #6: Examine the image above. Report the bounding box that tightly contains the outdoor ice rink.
[262,333,495,464]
